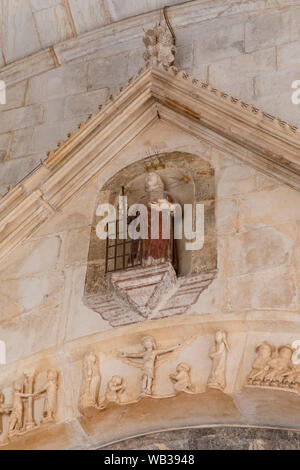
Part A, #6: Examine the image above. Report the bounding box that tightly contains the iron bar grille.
[105,218,142,273]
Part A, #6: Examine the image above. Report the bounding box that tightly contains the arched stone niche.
[83,152,217,326]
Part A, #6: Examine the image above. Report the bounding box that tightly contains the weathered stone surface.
[26,62,88,104]
[245,10,293,53]
[0,236,61,280]
[127,48,146,79]
[0,81,27,111]
[252,92,300,127]
[255,69,299,99]
[277,40,300,70]
[0,307,60,363]
[64,88,108,119]
[34,177,98,237]
[31,118,83,154]
[226,225,295,276]
[107,0,184,22]
[217,164,256,198]
[216,199,237,235]
[0,50,57,86]
[227,266,297,311]
[1,1,300,193]
[0,273,63,321]
[239,186,300,231]
[30,0,63,11]
[193,20,244,64]
[62,227,91,267]
[0,105,44,133]
[209,48,276,100]
[0,155,41,194]
[252,68,300,124]
[87,53,129,92]
[68,0,109,34]
[1,0,41,64]
[10,128,35,159]
[255,173,282,191]
[0,133,11,163]
[66,266,110,342]
[211,47,277,80]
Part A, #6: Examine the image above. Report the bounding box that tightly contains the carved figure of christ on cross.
[121,336,181,396]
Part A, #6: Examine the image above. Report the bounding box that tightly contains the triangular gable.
[0,63,300,262]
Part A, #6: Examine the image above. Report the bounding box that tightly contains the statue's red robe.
[130,191,177,270]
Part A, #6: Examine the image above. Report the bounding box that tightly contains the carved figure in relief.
[143,25,176,68]
[281,364,300,391]
[207,330,230,391]
[34,369,58,424]
[8,381,32,437]
[0,391,11,434]
[105,376,125,404]
[263,345,293,385]
[130,172,179,269]
[79,353,101,410]
[247,342,275,385]
[121,336,181,396]
[169,363,193,393]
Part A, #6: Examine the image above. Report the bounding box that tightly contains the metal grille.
[105,219,142,273]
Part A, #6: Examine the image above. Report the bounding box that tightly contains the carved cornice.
[0,64,300,262]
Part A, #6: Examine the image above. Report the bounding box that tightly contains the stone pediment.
[0,63,300,263]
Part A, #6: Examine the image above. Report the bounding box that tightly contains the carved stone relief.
[169,363,194,393]
[104,376,126,404]
[143,25,176,68]
[78,331,228,418]
[120,335,182,396]
[0,369,59,443]
[3,333,300,447]
[246,342,300,393]
[207,330,230,392]
[78,353,101,412]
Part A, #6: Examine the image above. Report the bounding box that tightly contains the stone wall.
[1,0,300,194]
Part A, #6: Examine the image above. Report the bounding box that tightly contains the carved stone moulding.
[84,267,217,326]
[109,262,177,317]
[143,25,176,68]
